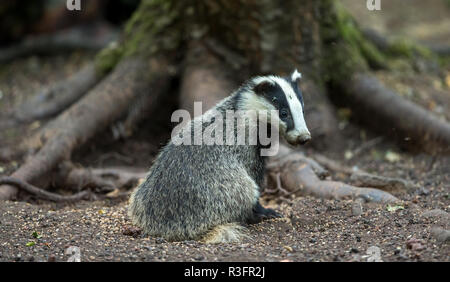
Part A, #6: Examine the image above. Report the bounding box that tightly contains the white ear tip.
[291,69,302,81]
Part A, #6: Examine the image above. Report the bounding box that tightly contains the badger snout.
[286,130,311,146]
[298,134,311,145]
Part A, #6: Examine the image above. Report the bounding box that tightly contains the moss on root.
[387,38,433,60]
[95,0,184,75]
[333,2,387,70]
[319,0,373,83]
[319,0,440,85]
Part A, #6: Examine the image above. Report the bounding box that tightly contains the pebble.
[406,238,426,251]
[430,227,450,242]
[416,187,430,196]
[351,202,363,216]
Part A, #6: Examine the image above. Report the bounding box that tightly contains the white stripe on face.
[271,76,310,136]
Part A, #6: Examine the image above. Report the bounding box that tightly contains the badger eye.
[280,109,288,119]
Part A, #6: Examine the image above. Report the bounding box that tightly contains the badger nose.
[298,134,311,145]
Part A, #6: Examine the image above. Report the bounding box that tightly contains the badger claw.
[247,202,283,224]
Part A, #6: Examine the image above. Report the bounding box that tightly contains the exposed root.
[266,149,329,179]
[0,162,146,202]
[56,162,147,193]
[362,28,450,57]
[352,136,384,158]
[268,146,399,203]
[313,154,418,192]
[0,177,90,202]
[349,172,418,192]
[0,23,118,64]
[12,63,101,123]
[342,73,450,154]
[0,56,172,201]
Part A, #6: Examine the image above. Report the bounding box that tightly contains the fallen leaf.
[26,241,36,247]
[387,205,404,212]
[385,151,401,162]
[32,231,42,239]
[345,150,353,160]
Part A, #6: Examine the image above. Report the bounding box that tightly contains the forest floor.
[0,1,449,262]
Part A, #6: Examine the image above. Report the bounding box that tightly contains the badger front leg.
[247,201,282,224]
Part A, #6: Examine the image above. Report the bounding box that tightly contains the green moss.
[319,0,371,83]
[94,0,184,74]
[95,42,124,75]
[334,3,386,69]
[121,0,181,57]
[387,38,433,59]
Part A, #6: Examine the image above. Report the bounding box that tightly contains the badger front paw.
[247,202,282,224]
[262,208,282,219]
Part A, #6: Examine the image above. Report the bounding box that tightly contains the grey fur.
[128,72,308,242]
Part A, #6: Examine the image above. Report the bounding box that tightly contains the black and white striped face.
[250,70,311,145]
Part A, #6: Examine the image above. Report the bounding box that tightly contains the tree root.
[341,73,450,154]
[0,163,146,202]
[313,154,418,192]
[11,63,101,123]
[0,177,91,203]
[0,56,172,201]
[267,146,399,203]
[55,162,147,193]
[362,28,450,57]
[0,23,118,64]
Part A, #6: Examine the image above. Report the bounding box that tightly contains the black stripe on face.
[253,80,295,131]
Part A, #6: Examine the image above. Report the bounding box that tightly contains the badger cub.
[129,70,310,243]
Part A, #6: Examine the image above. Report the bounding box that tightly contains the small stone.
[417,187,430,196]
[422,209,449,220]
[194,255,204,261]
[430,227,450,243]
[352,202,363,216]
[122,225,142,237]
[155,237,167,244]
[406,238,426,251]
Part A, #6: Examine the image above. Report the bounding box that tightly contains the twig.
[353,136,384,157]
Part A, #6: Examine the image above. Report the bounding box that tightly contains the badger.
[128,69,311,243]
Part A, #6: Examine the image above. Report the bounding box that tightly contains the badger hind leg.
[201,223,249,244]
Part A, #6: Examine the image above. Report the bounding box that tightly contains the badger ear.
[291,69,302,83]
[253,80,275,96]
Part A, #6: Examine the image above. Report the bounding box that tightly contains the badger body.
[128,70,310,243]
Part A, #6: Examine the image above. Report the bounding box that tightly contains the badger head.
[245,69,311,146]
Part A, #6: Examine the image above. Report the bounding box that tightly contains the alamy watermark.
[67,0,81,11]
[367,0,381,11]
[171,102,280,157]
[65,246,81,262]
